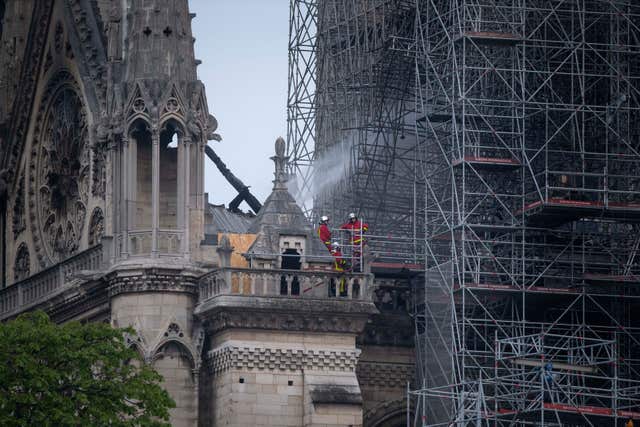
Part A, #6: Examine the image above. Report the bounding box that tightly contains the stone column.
[177,134,185,239]
[105,141,114,237]
[121,136,129,258]
[183,136,191,256]
[151,127,160,257]
[197,140,205,209]
[105,139,118,264]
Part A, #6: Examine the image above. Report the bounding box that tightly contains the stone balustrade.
[123,229,184,257]
[199,268,372,303]
[0,245,103,319]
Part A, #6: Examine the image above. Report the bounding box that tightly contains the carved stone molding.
[363,398,413,427]
[200,304,371,335]
[46,279,109,324]
[54,21,64,54]
[107,270,198,297]
[356,361,415,389]
[91,139,106,198]
[67,0,107,111]
[205,344,361,376]
[12,173,25,238]
[88,207,104,246]
[4,0,54,187]
[14,243,30,282]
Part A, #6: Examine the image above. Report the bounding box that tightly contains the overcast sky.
[190,1,289,211]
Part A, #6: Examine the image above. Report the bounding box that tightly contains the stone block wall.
[357,345,414,426]
[154,341,198,427]
[209,370,304,426]
[303,371,363,427]
[111,290,198,427]
[203,329,364,427]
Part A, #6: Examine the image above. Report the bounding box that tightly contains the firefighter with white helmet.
[340,212,369,262]
[317,215,332,252]
[331,242,348,271]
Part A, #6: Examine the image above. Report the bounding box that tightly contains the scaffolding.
[287,0,420,236]
[287,0,640,425]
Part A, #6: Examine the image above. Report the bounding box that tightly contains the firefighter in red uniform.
[340,213,369,265]
[331,243,348,271]
[317,215,332,252]
[331,242,349,296]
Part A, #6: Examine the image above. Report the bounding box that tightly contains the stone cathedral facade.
[0,1,415,426]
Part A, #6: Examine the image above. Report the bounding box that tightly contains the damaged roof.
[206,204,255,235]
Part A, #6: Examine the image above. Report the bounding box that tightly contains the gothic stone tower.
[104,1,216,425]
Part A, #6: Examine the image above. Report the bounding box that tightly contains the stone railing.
[199,268,372,303]
[123,229,184,257]
[0,245,103,318]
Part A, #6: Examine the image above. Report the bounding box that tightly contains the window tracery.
[29,71,91,266]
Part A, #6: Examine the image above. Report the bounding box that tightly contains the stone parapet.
[199,267,373,302]
[0,245,103,320]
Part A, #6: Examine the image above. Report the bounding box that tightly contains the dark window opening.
[291,276,300,295]
[329,278,336,297]
[352,279,360,299]
[281,249,301,270]
[280,275,288,295]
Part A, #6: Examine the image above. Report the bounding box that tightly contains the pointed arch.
[151,338,198,370]
[364,399,414,427]
[159,82,187,122]
[125,82,151,124]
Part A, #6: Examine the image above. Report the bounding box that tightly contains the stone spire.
[245,137,334,260]
[272,136,288,190]
[123,0,198,82]
[248,137,309,235]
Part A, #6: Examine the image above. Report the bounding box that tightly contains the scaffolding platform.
[421,111,454,123]
[431,224,519,241]
[456,31,522,45]
[544,403,640,420]
[453,282,580,295]
[584,273,640,285]
[496,404,640,420]
[517,198,640,226]
[370,262,424,273]
[452,156,521,169]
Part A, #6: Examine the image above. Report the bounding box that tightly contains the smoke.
[288,139,353,209]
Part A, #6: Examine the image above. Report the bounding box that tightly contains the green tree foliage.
[0,311,175,426]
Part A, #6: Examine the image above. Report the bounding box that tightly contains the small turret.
[105,0,218,262]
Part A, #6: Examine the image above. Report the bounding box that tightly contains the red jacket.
[332,249,348,271]
[340,219,369,243]
[317,223,331,244]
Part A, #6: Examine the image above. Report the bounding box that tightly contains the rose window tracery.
[30,78,90,265]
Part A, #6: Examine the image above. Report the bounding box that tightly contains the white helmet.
[349,212,356,219]
[332,242,340,248]
[321,215,329,222]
